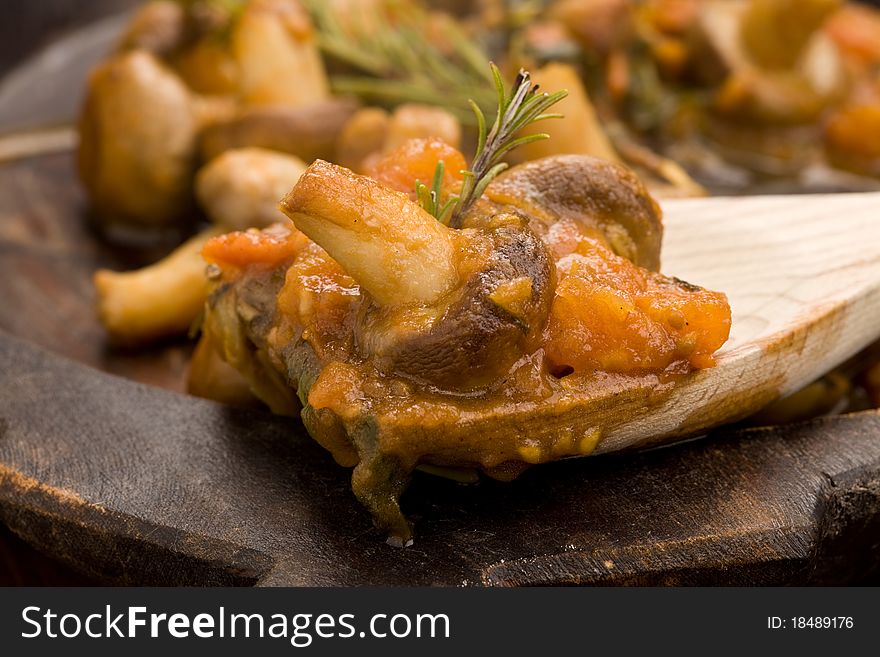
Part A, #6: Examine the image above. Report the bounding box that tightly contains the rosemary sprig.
[415,161,458,225]
[302,0,497,124]
[422,64,568,228]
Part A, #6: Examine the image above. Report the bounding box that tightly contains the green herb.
[302,0,496,124]
[415,160,458,225]
[421,64,567,227]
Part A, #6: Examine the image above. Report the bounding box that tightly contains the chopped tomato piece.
[545,239,731,374]
[368,137,466,197]
[202,225,308,271]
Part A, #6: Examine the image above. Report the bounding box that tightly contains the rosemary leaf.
[431,161,446,206]
[445,65,568,227]
[303,0,496,124]
[436,198,458,225]
[415,64,567,225]
[469,100,488,157]
[493,133,551,161]
[471,162,510,202]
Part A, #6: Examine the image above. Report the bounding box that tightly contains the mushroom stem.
[280,160,459,307]
[94,227,222,345]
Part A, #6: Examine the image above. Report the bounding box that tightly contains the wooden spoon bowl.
[602,192,880,452]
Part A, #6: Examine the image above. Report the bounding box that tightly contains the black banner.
[0,587,875,655]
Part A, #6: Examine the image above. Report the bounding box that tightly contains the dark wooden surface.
[0,0,137,77]
[0,152,195,392]
[0,152,879,585]
[2,330,880,586]
[0,152,195,585]
[0,0,169,585]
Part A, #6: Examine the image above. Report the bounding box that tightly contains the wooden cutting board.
[1,152,880,585]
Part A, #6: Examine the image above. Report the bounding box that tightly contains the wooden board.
[2,329,880,586]
[0,152,194,393]
[1,152,880,585]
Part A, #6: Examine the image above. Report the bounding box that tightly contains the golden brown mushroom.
[196,147,307,230]
[78,51,199,229]
[94,227,222,345]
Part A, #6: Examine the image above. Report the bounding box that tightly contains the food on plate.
[78,0,880,235]
[192,70,731,542]
[71,0,880,540]
[334,103,463,173]
[78,50,202,229]
[93,148,307,345]
[79,0,719,237]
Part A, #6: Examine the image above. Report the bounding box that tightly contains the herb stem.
[443,65,567,228]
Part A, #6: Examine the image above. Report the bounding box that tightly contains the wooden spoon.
[598,192,880,454]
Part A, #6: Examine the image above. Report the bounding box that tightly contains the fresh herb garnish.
[302,0,496,125]
[415,160,458,226]
[419,64,568,228]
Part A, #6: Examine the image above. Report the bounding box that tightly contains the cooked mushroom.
[740,0,841,70]
[334,107,392,172]
[78,51,199,229]
[485,154,662,270]
[283,159,555,391]
[196,147,307,230]
[508,63,620,165]
[79,0,337,232]
[94,227,222,345]
[198,98,360,163]
[694,0,846,123]
[188,330,263,408]
[118,0,186,57]
[232,0,330,107]
[334,104,463,174]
